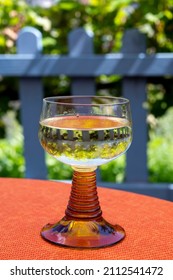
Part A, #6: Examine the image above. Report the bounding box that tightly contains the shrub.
[148,137,173,182]
[100,156,125,183]
[0,110,25,177]
[47,155,72,180]
[148,107,173,182]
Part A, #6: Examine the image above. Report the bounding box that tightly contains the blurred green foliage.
[0,110,25,177]
[1,0,173,54]
[148,107,173,182]
[1,0,173,100]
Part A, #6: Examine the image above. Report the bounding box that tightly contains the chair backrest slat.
[68,28,96,96]
[122,30,148,182]
[17,27,47,179]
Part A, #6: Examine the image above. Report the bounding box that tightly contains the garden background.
[1,0,173,182]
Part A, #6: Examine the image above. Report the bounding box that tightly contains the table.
[0,178,173,260]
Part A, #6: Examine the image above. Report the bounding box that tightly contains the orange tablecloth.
[0,178,173,260]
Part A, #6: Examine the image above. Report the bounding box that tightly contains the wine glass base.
[41,216,125,248]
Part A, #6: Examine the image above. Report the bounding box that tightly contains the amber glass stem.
[65,169,102,220]
[41,168,126,247]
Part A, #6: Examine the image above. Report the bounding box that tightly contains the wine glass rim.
[43,95,129,106]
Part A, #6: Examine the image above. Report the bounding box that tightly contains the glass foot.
[41,216,125,248]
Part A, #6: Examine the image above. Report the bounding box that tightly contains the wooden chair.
[0,26,173,201]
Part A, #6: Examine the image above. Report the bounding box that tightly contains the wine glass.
[39,95,132,248]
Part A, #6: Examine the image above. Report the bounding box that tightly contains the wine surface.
[39,115,132,166]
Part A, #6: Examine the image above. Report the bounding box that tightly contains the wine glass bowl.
[39,96,132,248]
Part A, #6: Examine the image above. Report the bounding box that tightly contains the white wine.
[39,115,132,166]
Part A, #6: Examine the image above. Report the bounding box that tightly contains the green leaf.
[59,0,77,10]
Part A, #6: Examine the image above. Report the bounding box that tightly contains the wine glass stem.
[41,167,126,248]
[65,169,102,220]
